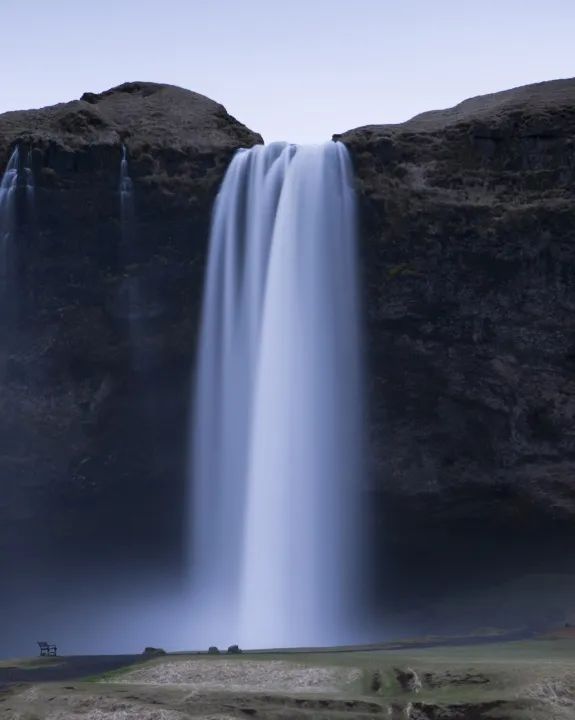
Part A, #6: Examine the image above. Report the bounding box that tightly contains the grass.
[5,638,575,718]
[82,659,154,683]
[0,656,63,670]
[91,638,575,705]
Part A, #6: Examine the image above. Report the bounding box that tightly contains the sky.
[1,0,574,143]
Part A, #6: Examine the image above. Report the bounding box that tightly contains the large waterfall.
[190,141,364,649]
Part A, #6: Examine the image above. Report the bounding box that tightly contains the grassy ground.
[2,638,575,718]
[0,656,63,670]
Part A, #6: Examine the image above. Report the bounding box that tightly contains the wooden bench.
[37,641,57,657]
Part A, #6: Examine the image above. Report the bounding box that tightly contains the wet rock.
[0,82,262,577]
[370,669,383,693]
[394,667,422,693]
[338,77,575,625]
[408,700,509,719]
[422,671,490,689]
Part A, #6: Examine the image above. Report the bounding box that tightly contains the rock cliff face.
[0,82,262,570]
[337,78,575,625]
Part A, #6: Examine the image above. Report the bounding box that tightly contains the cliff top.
[0,81,262,159]
[338,77,575,139]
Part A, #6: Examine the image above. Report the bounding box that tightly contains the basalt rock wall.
[0,82,262,571]
[337,78,575,627]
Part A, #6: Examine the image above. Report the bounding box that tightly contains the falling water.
[23,149,34,206]
[190,141,364,649]
[0,146,34,327]
[0,148,20,293]
[118,145,145,368]
[120,144,134,230]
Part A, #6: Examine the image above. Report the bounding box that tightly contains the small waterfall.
[118,144,144,369]
[0,148,20,293]
[0,146,34,328]
[190,141,364,649]
[23,149,35,206]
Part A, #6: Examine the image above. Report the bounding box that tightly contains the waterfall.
[0,146,34,328]
[120,144,134,230]
[23,149,34,207]
[190,141,364,649]
[0,148,20,293]
[118,144,144,369]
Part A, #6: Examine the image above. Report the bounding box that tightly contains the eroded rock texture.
[0,82,262,570]
[337,78,575,626]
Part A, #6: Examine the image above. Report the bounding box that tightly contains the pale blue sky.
[1,0,573,143]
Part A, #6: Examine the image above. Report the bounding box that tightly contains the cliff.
[337,78,575,626]
[0,82,262,570]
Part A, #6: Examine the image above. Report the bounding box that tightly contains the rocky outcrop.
[337,78,575,626]
[0,82,262,570]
